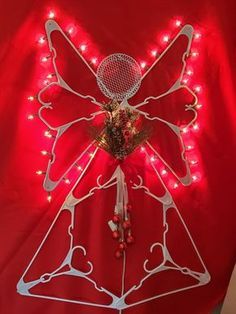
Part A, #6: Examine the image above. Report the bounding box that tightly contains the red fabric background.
[0,1,236,314]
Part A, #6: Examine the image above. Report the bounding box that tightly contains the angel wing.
[38,20,105,192]
[130,25,199,186]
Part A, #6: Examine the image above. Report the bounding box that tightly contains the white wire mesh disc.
[96,53,142,101]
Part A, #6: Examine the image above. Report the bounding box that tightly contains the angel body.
[17,19,210,311]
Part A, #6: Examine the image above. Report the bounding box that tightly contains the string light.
[161,169,167,176]
[182,78,189,85]
[77,165,83,171]
[48,11,55,19]
[182,127,189,134]
[173,182,179,189]
[140,146,145,152]
[41,55,51,63]
[79,44,87,52]
[27,95,35,101]
[63,178,71,184]
[38,36,46,45]
[190,50,199,58]
[194,32,201,40]
[186,68,193,76]
[36,170,45,175]
[47,193,52,202]
[150,155,156,162]
[186,145,194,151]
[91,57,98,65]
[140,62,146,69]
[162,35,170,43]
[27,114,37,120]
[194,85,202,93]
[174,19,182,27]
[192,123,199,131]
[44,130,54,138]
[151,50,158,57]
[190,159,198,165]
[46,73,55,79]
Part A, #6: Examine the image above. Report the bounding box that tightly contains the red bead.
[112,230,120,239]
[112,214,120,224]
[118,242,127,251]
[127,235,135,244]
[115,249,123,259]
[123,220,131,230]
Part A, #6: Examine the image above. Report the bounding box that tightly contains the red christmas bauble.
[115,249,123,259]
[123,220,131,230]
[126,235,135,244]
[112,214,120,224]
[112,230,120,239]
[118,242,127,251]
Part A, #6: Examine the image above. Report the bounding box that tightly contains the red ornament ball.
[126,235,135,244]
[123,220,131,230]
[115,249,123,259]
[112,214,120,224]
[112,230,120,239]
[118,242,127,251]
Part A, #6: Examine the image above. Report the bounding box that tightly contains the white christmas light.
[36,170,43,175]
[91,57,97,65]
[38,36,46,44]
[175,19,182,27]
[27,114,35,120]
[194,85,202,93]
[151,50,158,57]
[140,62,146,69]
[162,35,170,43]
[80,44,87,52]
[48,11,55,19]
[161,169,167,176]
[27,96,35,101]
[47,193,52,202]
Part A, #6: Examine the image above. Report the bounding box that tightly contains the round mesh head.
[96,53,142,101]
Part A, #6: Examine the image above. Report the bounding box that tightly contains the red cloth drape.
[0,1,236,314]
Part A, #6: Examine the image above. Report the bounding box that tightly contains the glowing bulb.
[175,19,182,27]
[191,50,199,58]
[151,50,158,57]
[192,175,198,182]
[161,169,167,176]
[46,73,55,79]
[196,103,202,109]
[182,127,189,134]
[80,44,87,52]
[194,32,201,40]
[64,178,70,184]
[48,11,55,19]
[140,62,146,69]
[41,150,48,156]
[91,57,97,65]
[38,36,46,44]
[186,69,193,76]
[41,55,50,63]
[150,156,156,162]
[67,27,74,35]
[28,95,35,101]
[186,145,194,151]
[27,114,34,120]
[77,166,83,171]
[47,194,52,202]
[43,79,50,86]
[140,146,145,152]
[193,123,199,131]
[182,78,189,85]
[190,159,198,165]
[194,85,202,94]
[89,152,94,157]
[36,170,43,175]
[173,182,179,189]
[44,130,52,138]
[162,35,170,43]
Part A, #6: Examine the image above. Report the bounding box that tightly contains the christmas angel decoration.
[17,17,210,312]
